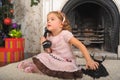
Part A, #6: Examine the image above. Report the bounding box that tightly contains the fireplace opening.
[62,0,120,53]
[72,3,104,49]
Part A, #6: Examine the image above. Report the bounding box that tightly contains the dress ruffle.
[32,57,83,79]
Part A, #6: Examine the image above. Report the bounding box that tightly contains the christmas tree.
[0,0,22,47]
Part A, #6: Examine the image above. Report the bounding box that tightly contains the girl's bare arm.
[69,37,99,70]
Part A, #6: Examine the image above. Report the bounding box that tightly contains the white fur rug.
[0,57,117,80]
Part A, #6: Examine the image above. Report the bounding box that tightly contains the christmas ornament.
[4,18,12,25]
[9,29,22,38]
[12,23,18,28]
[10,9,14,13]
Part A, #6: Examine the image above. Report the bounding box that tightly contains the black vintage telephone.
[43,27,51,38]
[42,27,52,52]
[81,55,109,79]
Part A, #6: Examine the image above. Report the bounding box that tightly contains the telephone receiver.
[44,27,51,38]
[42,27,52,50]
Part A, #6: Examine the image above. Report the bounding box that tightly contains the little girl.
[18,11,99,79]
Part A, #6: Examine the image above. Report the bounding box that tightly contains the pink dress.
[18,30,81,74]
[36,30,79,72]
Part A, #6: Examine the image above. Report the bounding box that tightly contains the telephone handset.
[42,27,52,52]
[44,27,51,38]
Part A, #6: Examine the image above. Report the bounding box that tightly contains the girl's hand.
[40,36,46,44]
[86,59,99,70]
[44,48,52,53]
[40,37,52,53]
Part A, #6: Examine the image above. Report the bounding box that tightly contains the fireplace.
[62,0,120,53]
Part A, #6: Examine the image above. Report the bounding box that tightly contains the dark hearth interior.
[62,0,119,53]
[72,3,104,48]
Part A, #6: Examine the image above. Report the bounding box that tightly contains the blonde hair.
[48,11,72,32]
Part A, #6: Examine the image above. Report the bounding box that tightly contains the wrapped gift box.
[0,38,25,64]
[0,48,24,63]
[5,38,24,49]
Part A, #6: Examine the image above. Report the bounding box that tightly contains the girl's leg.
[18,60,43,74]
[24,66,33,73]
[17,61,31,69]
[23,63,41,73]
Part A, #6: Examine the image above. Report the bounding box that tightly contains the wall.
[13,0,43,54]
